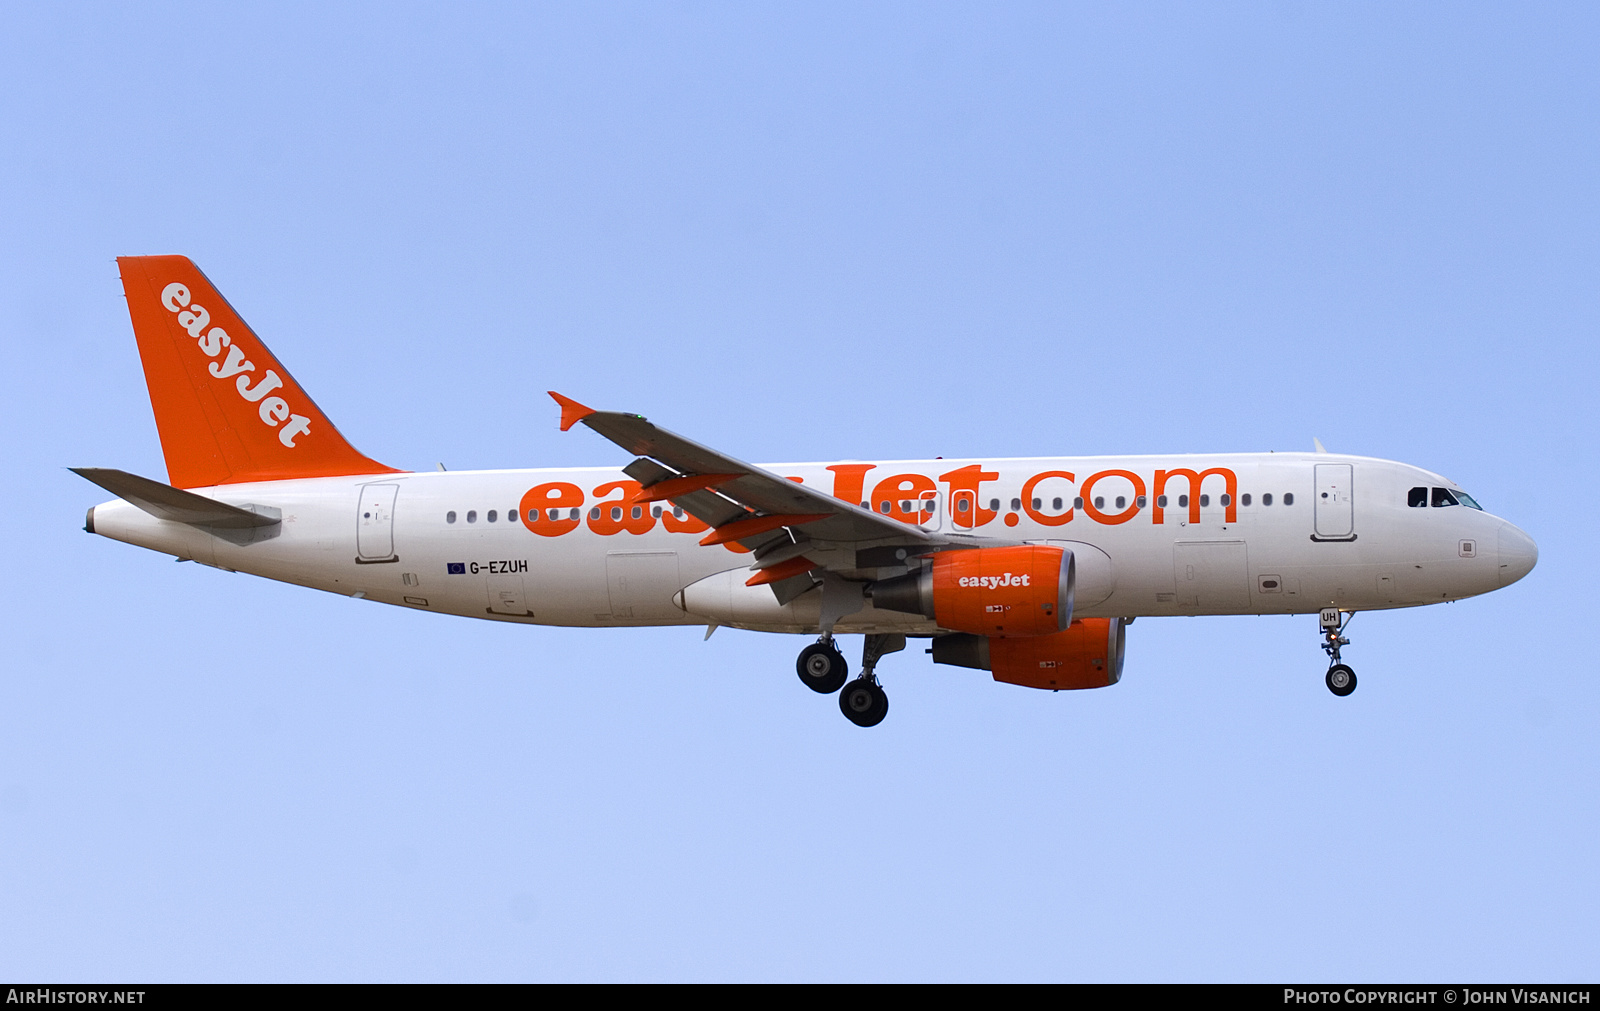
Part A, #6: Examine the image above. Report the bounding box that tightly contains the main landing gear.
[796,638,848,694]
[795,633,904,727]
[840,678,888,727]
[1319,607,1357,697]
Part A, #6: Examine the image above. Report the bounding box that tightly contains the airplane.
[77,256,1539,727]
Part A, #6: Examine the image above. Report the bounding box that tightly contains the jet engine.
[930,618,1129,691]
[869,544,1074,636]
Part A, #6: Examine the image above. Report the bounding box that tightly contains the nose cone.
[1497,522,1538,587]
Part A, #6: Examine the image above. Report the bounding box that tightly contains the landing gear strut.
[1319,607,1357,697]
[796,635,848,694]
[838,633,904,727]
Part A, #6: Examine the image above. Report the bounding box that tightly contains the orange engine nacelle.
[930,618,1129,691]
[869,545,1074,636]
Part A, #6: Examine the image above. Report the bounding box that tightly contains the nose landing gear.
[1319,607,1357,696]
[1326,664,1357,696]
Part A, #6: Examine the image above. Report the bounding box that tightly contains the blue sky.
[1,2,1595,981]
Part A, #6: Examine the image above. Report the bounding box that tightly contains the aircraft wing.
[549,393,991,597]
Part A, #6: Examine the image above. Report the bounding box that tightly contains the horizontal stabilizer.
[72,468,280,539]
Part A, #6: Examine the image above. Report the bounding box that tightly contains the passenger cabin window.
[1199,494,1210,507]
[466,510,477,523]
[446,511,456,524]
[1263,493,1273,506]
[1241,493,1251,506]
[1283,493,1294,506]
[1432,487,1459,508]
[1010,498,1021,511]
[487,510,498,523]
[1409,487,1428,508]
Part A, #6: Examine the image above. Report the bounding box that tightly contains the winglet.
[1313,437,1329,454]
[548,391,596,432]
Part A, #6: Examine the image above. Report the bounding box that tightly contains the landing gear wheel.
[839,678,889,727]
[1326,664,1357,697]
[797,643,848,694]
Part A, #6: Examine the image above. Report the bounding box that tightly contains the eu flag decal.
[446,562,466,575]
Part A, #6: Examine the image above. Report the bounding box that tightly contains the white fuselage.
[87,452,1537,634]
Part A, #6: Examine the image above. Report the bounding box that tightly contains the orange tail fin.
[118,256,400,488]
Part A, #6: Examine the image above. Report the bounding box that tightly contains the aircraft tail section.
[117,255,400,488]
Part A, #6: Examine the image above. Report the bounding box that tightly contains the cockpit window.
[1455,491,1483,511]
[1431,487,1459,508]
[1408,487,1428,508]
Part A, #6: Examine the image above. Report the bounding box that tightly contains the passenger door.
[356,483,400,563]
[1314,464,1354,539]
